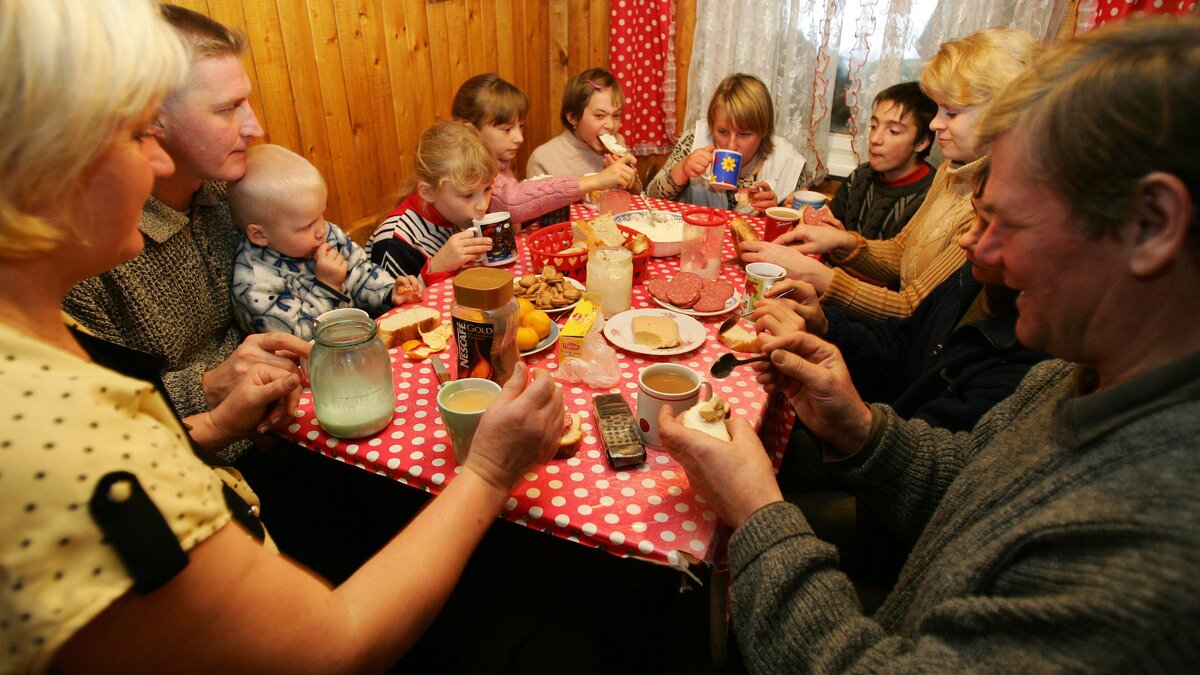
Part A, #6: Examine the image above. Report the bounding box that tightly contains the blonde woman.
[743,28,1039,322]
[1,2,564,671]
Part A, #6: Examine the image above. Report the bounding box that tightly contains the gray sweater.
[730,355,1200,672]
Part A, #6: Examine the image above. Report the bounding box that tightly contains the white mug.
[636,364,713,447]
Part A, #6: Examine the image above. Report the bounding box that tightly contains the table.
[282,197,791,573]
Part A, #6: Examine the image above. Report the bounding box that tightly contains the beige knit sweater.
[822,156,985,322]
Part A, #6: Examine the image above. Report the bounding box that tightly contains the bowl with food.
[612,209,684,257]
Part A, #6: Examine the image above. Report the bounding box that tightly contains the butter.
[631,315,680,349]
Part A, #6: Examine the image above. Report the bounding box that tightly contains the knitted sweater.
[730,355,1200,672]
[830,161,936,240]
[526,130,608,179]
[489,167,581,227]
[231,222,396,341]
[822,157,983,323]
[61,181,243,421]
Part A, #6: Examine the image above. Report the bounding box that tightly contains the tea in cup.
[436,377,502,462]
[790,189,827,211]
[636,364,713,446]
[470,211,517,266]
[763,207,802,242]
[742,262,786,315]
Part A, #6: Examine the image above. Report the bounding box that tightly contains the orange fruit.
[517,297,536,320]
[521,309,552,341]
[516,326,540,352]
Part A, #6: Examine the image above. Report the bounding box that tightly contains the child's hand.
[747,181,777,212]
[429,229,492,274]
[390,275,424,306]
[314,242,348,288]
[674,145,715,184]
[587,157,637,191]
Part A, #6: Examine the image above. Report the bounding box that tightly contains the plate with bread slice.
[602,308,705,356]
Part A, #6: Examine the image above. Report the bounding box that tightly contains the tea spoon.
[717,286,796,335]
[709,352,770,379]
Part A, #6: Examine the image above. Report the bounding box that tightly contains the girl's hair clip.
[584,78,603,91]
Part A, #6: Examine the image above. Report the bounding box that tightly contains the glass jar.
[309,316,395,439]
[681,208,729,279]
[586,246,633,318]
[451,267,519,385]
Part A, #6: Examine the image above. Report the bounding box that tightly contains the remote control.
[592,393,646,469]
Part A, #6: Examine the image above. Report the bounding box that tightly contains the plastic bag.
[554,315,620,388]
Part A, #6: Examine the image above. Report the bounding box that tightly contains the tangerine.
[521,309,552,340]
[517,297,536,320]
[516,326,540,352]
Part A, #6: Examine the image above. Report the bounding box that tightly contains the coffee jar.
[309,315,395,438]
[451,267,519,385]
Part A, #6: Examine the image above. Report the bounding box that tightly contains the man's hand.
[752,279,828,337]
[200,364,302,446]
[202,332,310,411]
[390,275,423,306]
[739,241,835,294]
[315,242,349,288]
[429,229,492,274]
[772,223,857,256]
[658,408,783,529]
[750,332,874,457]
[464,364,564,492]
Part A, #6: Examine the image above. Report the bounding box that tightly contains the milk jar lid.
[453,267,514,309]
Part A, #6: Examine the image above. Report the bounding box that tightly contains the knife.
[430,356,451,387]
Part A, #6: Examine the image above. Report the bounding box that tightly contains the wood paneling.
[181,0,696,227]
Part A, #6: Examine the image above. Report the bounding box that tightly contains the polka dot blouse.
[0,323,233,672]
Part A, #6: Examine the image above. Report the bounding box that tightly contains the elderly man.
[661,16,1200,671]
[62,4,306,460]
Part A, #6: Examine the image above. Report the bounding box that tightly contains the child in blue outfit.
[228,144,422,340]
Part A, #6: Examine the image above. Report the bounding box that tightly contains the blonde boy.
[229,144,420,340]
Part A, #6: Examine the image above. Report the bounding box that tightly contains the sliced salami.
[666,272,703,308]
[646,275,673,303]
[693,279,735,312]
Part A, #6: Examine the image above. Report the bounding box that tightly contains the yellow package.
[558,299,600,360]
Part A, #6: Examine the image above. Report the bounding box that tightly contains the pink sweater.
[489,165,581,226]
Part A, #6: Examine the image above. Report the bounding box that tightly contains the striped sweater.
[822,157,984,323]
[366,193,462,286]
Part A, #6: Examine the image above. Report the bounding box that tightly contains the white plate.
[613,210,684,257]
[520,322,560,357]
[515,276,585,315]
[602,308,706,356]
[651,290,741,317]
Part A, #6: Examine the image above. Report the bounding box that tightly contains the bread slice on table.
[718,323,760,353]
[632,315,680,349]
[377,306,440,349]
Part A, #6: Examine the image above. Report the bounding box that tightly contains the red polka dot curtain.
[609,0,677,156]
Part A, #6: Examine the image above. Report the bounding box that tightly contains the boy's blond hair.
[227,144,327,230]
[706,74,776,157]
[977,16,1200,243]
[920,27,1040,108]
[414,120,498,194]
[452,73,529,128]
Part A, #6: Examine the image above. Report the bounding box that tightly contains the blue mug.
[709,149,742,190]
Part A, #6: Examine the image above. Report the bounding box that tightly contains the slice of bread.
[632,315,680,349]
[377,306,440,349]
[556,412,583,459]
[718,323,760,353]
[681,396,731,441]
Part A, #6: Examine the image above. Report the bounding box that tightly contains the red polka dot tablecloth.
[610,0,676,156]
[1092,0,1195,28]
[281,198,792,571]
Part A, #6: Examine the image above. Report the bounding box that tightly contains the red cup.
[763,206,802,242]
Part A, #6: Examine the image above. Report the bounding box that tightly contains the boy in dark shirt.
[827,82,937,240]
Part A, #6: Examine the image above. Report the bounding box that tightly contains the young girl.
[526,68,639,187]
[645,73,808,215]
[367,120,497,286]
[452,73,635,227]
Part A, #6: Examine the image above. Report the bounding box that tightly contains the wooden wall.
[172,0,696,229]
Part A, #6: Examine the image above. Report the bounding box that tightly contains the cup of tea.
[636,364,713,447]
[742,262,786,315]
[470,211,518,266]
[790,190,827,211]
[436,377,502,463]
[763,206,802,242]
[708,149,742,190]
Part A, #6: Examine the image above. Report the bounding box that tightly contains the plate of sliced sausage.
[645,272,740,317]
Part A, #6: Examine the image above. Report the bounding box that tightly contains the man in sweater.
[660,16,1200,671]
[61,5,307,461]
[825,82,937,240]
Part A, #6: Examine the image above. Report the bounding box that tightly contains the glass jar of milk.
[309,315,395,438]
[586,246,633,318]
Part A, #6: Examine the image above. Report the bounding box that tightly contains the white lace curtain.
[685,0,1070,183]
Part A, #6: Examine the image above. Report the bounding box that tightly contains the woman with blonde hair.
[743,28,1039,322]
[646,73,809,214]
[1,2,563,671]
